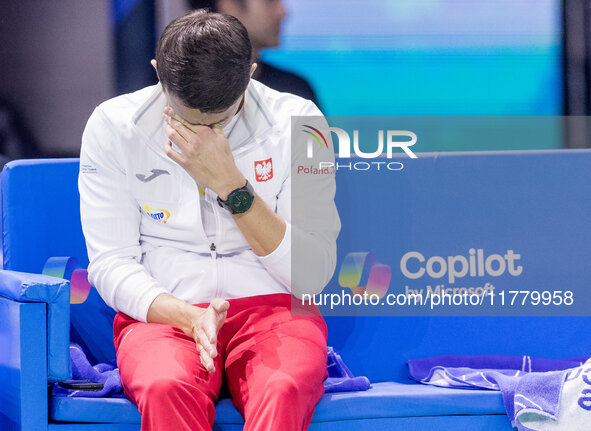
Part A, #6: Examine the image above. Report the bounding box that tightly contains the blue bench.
[1,151,591,430]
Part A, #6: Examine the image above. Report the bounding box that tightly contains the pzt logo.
[254,158,273,182]
[338,252,392,299]
[302,125,418,159]
[142,204,170,224]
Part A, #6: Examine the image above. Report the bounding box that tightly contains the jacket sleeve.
[79,107,169,322]
[257,102,340,297]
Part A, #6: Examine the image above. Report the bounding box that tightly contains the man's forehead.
[165,92,240,126]
[167,100,226,126]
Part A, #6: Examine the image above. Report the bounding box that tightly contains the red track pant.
[113,293,328,431]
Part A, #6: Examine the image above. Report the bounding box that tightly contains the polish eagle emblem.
[254,158,273,182]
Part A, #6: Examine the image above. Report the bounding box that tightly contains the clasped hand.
[189,298,230,374]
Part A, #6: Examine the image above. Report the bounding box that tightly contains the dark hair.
[156,10,252,112]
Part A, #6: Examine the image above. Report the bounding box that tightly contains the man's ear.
[250,62,257,77]
[150,59,159,79]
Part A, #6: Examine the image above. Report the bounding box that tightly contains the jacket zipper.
[210,193,224,298]
[210,241,221,299]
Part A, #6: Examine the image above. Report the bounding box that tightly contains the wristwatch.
[217,180,255,214]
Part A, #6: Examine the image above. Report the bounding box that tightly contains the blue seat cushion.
[50,382,506,424]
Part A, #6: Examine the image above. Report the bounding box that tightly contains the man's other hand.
[190,298,230,373]
[146,293,230,374]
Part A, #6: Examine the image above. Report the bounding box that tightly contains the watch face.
[229,189,254,213]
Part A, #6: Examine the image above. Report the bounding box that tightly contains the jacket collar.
[131,80,273,157]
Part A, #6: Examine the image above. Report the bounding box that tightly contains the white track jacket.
[79,79,340,322]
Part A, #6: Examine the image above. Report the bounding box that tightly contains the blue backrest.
[2,159,86,272]
[1,159,116,367]
[3,153,591,384]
